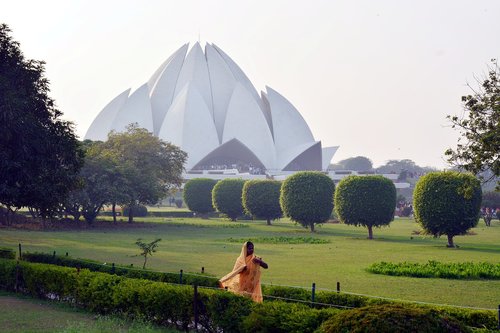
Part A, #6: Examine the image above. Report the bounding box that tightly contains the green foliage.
[319,304,469,333]
[183,178,217,215]
[227,237,329,244]
[242,180,283,225]
[368,261,500,280]
[123,204,148,217]
[0,24,83,218]
[101,124,187,222]
[0,247,15,259]
[22,252,219,288]
[280,171,335,232]
[0,258,497,331]
[446,59,500,190]
[334,156,373,172]
[134,238,161,269]
[64,141,129,224]
[413,171,482,247]
[242,300,339,333]
[334,175,397,239]
[212,178,246,221]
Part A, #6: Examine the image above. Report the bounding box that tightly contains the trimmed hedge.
[212,178,246,221]
[183,178,217,215]
[0,247,15,259]
[334,175,396,239]
[242,180,283,225]
[0,258,496,330]
[280,171,335,232]
[413,171,482,248]
[319,304,469,333]
[368,260,500,280]
[22,252,218,288]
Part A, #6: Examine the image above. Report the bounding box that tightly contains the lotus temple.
[85,42,338,179]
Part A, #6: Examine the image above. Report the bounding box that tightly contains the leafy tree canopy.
[330,156,373,172]
[446,59,500,190]
[242,180,282,225]
[0,24,83,218]
[101,124,187,222]
[413,171,482,248]
[334,175,396,239]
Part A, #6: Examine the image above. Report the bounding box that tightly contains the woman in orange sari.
[219,241,268,302]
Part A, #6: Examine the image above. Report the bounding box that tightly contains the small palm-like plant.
[134,238,161,269]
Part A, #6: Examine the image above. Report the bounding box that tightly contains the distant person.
[219,241,268,302]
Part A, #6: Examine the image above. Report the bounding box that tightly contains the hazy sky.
[2,0,499,168]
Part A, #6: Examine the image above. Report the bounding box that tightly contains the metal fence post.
[337,281,340,293]
[311,283,316,304]
[179,269,183,284]
[18,243,22,260]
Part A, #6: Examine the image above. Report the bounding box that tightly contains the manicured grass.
[0,291,176,332]
[1,217,499,309]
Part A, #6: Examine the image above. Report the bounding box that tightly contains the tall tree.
[102,124,187,222]
[0,24,83,219]
[445,59,500,189]
[64,141,127,224]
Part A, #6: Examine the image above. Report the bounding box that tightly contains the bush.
[212,178,246,221]
[280,171,335,232]
[334,175,396,239]
[183,178,217,215]
[319,304,470,333]
[122,204,148,217]
[242,300,339,333]
[413,171,482,247]
[367,260,500,280]
[0,247,15,259]
[22,252,219,288]
[242,180,282,225]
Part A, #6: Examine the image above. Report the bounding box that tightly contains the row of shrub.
[22,252,219,288]
[18,252,498,330]
[368,260,500,280]
[0,258,343,332]
[0,247,15,259]
[1,258,496,332]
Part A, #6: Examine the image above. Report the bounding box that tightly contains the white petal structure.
[85,42,338,172]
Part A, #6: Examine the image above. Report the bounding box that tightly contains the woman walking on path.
[219,241,268,302]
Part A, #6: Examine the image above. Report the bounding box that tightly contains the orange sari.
[219,242,263,302]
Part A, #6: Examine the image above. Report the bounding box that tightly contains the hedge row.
[0,247,15,259]
[19,252,498,329]
[0,258,340,332]
[22,252,219,288]
[368,260,500,280]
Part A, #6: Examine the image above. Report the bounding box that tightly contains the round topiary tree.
[334,175,396,239]
[212,178,246,221]
[319,304,467,333]
[413,171,482,248]
[280,171,334,232]
[183,178,217,217]
[242,180,282,225]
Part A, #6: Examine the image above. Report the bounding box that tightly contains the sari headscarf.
[219,241,263,302]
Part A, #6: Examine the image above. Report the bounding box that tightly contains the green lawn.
[1,217,499,309]
[0,292,176,332]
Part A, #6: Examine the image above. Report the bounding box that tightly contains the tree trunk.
[112,203,117,223]
[310,223,315,232]
[128,203,134,223]
[266,218,271,225]
[447,234,455,248]
[368,225,373,239]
